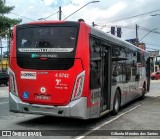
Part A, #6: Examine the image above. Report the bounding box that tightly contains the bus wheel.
[111,90,120,116]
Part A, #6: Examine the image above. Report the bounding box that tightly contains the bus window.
[17,27,77,50]
[90,61,101,89]
[90,37,101,90]
[16,26,78,70]
[90,37,101,58]
[124,48,132,82]
[112,46,128,83]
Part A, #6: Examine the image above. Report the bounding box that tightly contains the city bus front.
[9,21,90,119]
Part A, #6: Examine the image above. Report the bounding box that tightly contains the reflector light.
[71,71,85,101]
[9,68,18,96]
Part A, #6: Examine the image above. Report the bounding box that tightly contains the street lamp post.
[63,1,100,20]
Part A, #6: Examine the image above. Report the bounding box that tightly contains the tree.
[0,0,21,69]
[0,0,22,38]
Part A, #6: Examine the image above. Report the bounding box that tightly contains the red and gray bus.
[9,21,150,119]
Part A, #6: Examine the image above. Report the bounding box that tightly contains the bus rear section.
[9,21,91,119]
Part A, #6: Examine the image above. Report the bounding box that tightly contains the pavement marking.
[0,102,9,105]
[75,100,148,139]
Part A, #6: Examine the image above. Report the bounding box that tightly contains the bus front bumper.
[9,92,89,119]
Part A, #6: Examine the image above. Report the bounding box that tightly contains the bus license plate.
[35,95,51,101]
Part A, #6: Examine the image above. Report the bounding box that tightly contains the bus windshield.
[17,26,78,53]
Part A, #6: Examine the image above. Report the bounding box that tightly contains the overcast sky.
[2,0,160,51]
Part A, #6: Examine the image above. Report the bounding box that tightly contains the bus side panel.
[10,26,17,66]
[75,23,91,108]
[9,26,17,93]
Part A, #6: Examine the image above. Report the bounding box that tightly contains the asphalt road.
[0,80,160,139]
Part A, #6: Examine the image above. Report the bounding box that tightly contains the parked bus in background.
[9,21,150,119]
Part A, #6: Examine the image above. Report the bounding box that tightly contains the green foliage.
[0,0,14,14]
[0,0,22,38]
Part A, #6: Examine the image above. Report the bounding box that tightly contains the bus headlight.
[71,71,85,101]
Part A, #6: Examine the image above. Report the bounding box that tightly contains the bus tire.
[111,89,120,116]
[140,83,146,100]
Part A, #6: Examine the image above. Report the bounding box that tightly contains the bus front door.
[90,37,111,114]
[100,45,111,113]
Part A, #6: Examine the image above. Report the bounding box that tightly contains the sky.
[2,0,160,52]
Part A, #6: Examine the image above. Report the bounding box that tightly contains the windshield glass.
[17,27,77,53]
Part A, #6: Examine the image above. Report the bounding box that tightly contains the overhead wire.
[41,11,59,20]
[138,26,160,34]
[146,47,160,51]
[99,24,160,35]
[10,12,35,21]
[143,42,160,48]
[97,24,136,30]
[96,8,160,24]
